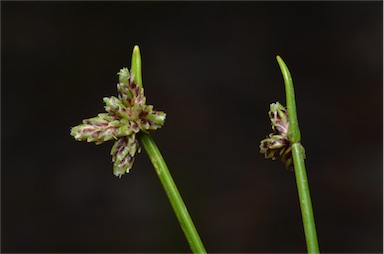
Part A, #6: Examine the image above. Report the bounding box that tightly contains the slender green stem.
[276,56,320,254]
[131,45,206,253]
[291,143,319,253]
[140,133,207,254]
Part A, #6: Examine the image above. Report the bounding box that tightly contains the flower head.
[260,102,295,170]
[71,68,166,177]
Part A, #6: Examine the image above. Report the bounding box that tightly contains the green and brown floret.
[260,102,300,170]
[70,68,166,177]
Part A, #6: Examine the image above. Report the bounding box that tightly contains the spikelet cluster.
[259,102,301,170]
[71,68,166,177]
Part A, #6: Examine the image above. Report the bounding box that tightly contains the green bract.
[70,67,166,177]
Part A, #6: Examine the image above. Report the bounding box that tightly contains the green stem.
[131,45,206,253]
[140,133,207,254]
[276,56,320,254]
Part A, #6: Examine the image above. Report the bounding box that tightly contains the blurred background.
[2,1,382,253]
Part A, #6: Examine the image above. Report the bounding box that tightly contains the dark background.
[2,1,383,253]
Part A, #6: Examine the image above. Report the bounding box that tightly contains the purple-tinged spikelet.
[117,68,146,107]
[70,113,128,145]
[110,135,141,177]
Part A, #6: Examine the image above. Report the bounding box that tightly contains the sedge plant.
[71,45,319,253]
[70,46,206,254]
[260,56,320,253]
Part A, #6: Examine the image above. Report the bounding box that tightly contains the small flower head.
[260,134,289,160]
[71,67,166,177]
[260,102,294,170]
[269,102,289,135]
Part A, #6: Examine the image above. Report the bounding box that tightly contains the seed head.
[71,67,166,177]
[260,102,295,170]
